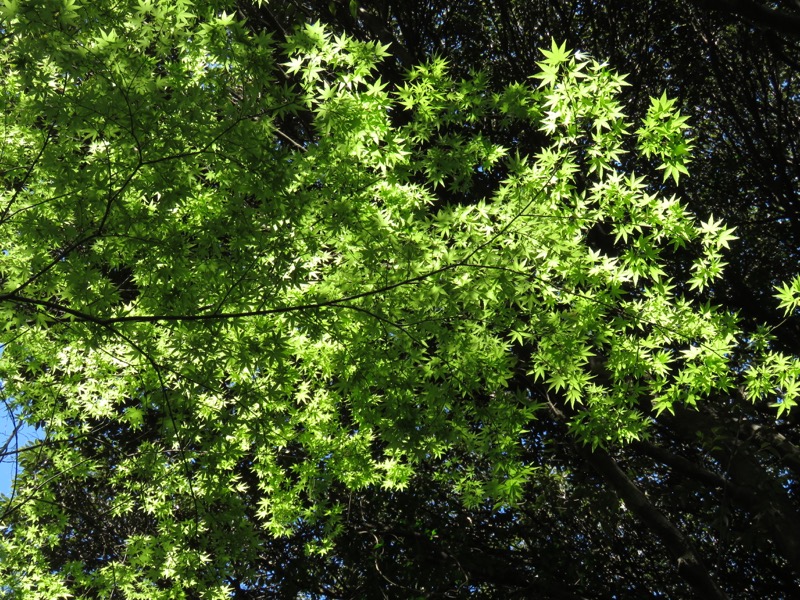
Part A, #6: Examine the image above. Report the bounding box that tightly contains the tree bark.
[694,0,800,37]
[662,404,800,571]
[582,446,728,599]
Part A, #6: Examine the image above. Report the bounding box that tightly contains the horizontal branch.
[694,0,800,37]
[0,263,454,326]
[0,256,548,327]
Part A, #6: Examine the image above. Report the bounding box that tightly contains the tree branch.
[662,404,800,571]
[693,0,800,37]
[581,446,727,599]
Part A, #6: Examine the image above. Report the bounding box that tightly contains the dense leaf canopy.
[2,1,800,598]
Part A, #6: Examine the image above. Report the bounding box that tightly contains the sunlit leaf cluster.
[0,3,796,597]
